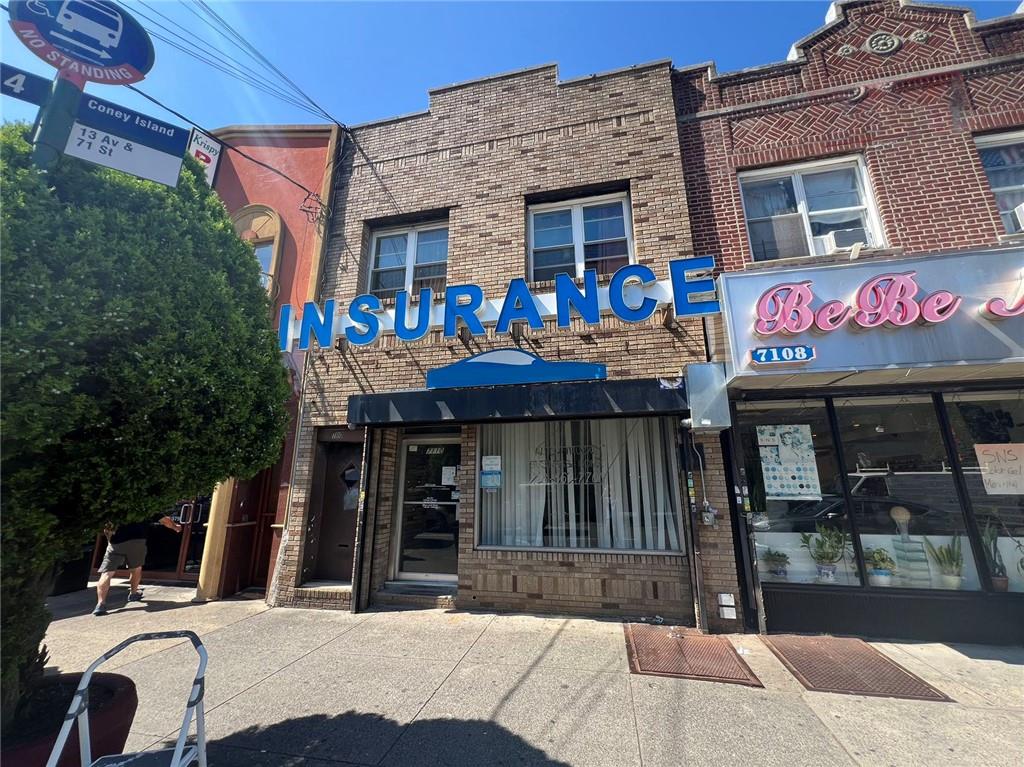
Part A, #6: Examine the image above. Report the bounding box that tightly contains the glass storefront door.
[397,440,461,581]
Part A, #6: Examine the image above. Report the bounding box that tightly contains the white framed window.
[477,417,684,553]
[976,131,1024,235]
[368,223,449,300]
[528,192,634,282]
[739,157,884,262]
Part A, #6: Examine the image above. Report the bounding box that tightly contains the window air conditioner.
[1013,202,1024,233]
[823,227,869,253]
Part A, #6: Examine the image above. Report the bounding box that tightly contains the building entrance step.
[374,581,457,609]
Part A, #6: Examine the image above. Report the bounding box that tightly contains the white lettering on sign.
[974,443,1024,496]
[64,121,183,187]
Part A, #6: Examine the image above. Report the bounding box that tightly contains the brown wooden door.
[311,442,363,581]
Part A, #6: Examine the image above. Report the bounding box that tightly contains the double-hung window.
[976,132,1024,235]
[528,193,633,282]
[739,158,882,261]
[369,223,449,300]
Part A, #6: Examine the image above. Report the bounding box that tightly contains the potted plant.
[800,525,852,582]
[761,548,790,579]
[924,536,964,589]
[865,547,897,587]
[982,521,1009,592]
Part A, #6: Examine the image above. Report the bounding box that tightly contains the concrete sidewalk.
[44,581,1024,766]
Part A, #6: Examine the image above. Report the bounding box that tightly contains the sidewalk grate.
[763,634,953,702]
[623,623,763,687]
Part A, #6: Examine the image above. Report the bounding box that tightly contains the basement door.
[396,439,461,582]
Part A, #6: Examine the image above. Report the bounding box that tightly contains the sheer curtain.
[479,417,682,551]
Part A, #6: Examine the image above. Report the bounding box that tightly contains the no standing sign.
[8,0,154,86]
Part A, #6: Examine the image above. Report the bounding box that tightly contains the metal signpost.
[2,62,188,185]
[7,0,155,171]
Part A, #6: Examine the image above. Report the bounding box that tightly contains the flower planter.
[767,566,788,579]
[991,576,1009,592]
[939,574,964,590]
[2,673,137,767]
[815,563,837,582]
[868,569,893,587]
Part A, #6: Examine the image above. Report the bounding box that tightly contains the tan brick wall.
[269,61,728,620]
[689,433,743,633]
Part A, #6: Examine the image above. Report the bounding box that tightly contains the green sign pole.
[30,75,82,172]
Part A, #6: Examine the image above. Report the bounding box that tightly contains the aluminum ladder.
[46,630,207,767]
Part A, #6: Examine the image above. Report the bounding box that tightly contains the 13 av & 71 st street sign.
[8,0,154,85]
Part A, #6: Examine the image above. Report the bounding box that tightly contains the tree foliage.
[0,123,290,729]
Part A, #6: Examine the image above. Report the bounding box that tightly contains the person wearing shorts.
[94,514,182,616]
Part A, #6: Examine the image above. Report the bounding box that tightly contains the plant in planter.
[924,536,964,589]
[864,547,897,587]
[761,548,790,579]
[982,521,1009,592]
[799,525,852,582]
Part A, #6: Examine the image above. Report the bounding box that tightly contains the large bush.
[0,123,290,729]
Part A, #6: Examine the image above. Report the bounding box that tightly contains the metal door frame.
[391,435,462,583]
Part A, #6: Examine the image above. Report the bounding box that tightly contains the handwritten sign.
[974,443,1024,496]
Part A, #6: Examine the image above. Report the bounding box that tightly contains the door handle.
[179,503,194,525]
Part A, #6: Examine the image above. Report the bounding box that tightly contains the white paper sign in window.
[757,424,822,500]
[974,444,1024,495]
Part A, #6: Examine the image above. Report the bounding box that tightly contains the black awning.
[347,378,688,426]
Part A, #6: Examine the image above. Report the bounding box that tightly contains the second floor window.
[254,241,274,289]
[369,224,449,300]
[977,135,1024,235]
[529,193,633,282]
[740,158,882,262]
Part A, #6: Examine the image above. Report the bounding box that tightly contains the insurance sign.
[8,0,154,85]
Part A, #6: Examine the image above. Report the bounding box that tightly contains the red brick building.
[676,0,1023,642]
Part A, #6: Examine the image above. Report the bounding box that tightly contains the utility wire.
[131,4,326,117]
[193,0,340,126]
[126,84,317,198]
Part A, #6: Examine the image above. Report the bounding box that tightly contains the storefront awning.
[347,378,688,426]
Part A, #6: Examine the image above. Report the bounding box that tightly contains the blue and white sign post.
[7,0,155,171]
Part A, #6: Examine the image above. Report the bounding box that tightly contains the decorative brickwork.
[676,0,1024,274]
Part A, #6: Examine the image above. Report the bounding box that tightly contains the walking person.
[94,513,182,616]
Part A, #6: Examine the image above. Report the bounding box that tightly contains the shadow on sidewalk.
[206,711,572,766]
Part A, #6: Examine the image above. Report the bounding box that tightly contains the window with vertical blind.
[478,417,683,551]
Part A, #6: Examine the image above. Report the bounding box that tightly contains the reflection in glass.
[944,390,1024,592]
[735,401,860,586]
[835,396,980,591]
[400,442,461,577]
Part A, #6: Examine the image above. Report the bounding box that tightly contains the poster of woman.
[756,424,822,501]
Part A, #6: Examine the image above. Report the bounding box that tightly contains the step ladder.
[46,630,208,767]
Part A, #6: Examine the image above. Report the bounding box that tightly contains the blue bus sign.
[9,0,154,85]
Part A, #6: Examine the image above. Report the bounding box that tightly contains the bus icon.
[57,0,122,49]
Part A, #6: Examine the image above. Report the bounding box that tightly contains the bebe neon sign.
[754,270,1023,336]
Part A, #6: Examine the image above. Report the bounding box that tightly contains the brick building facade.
[675,0,1023,643]
[268,60,742,631]
[266,0,1022,643]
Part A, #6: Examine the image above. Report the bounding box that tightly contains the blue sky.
[2,1,1019,130]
